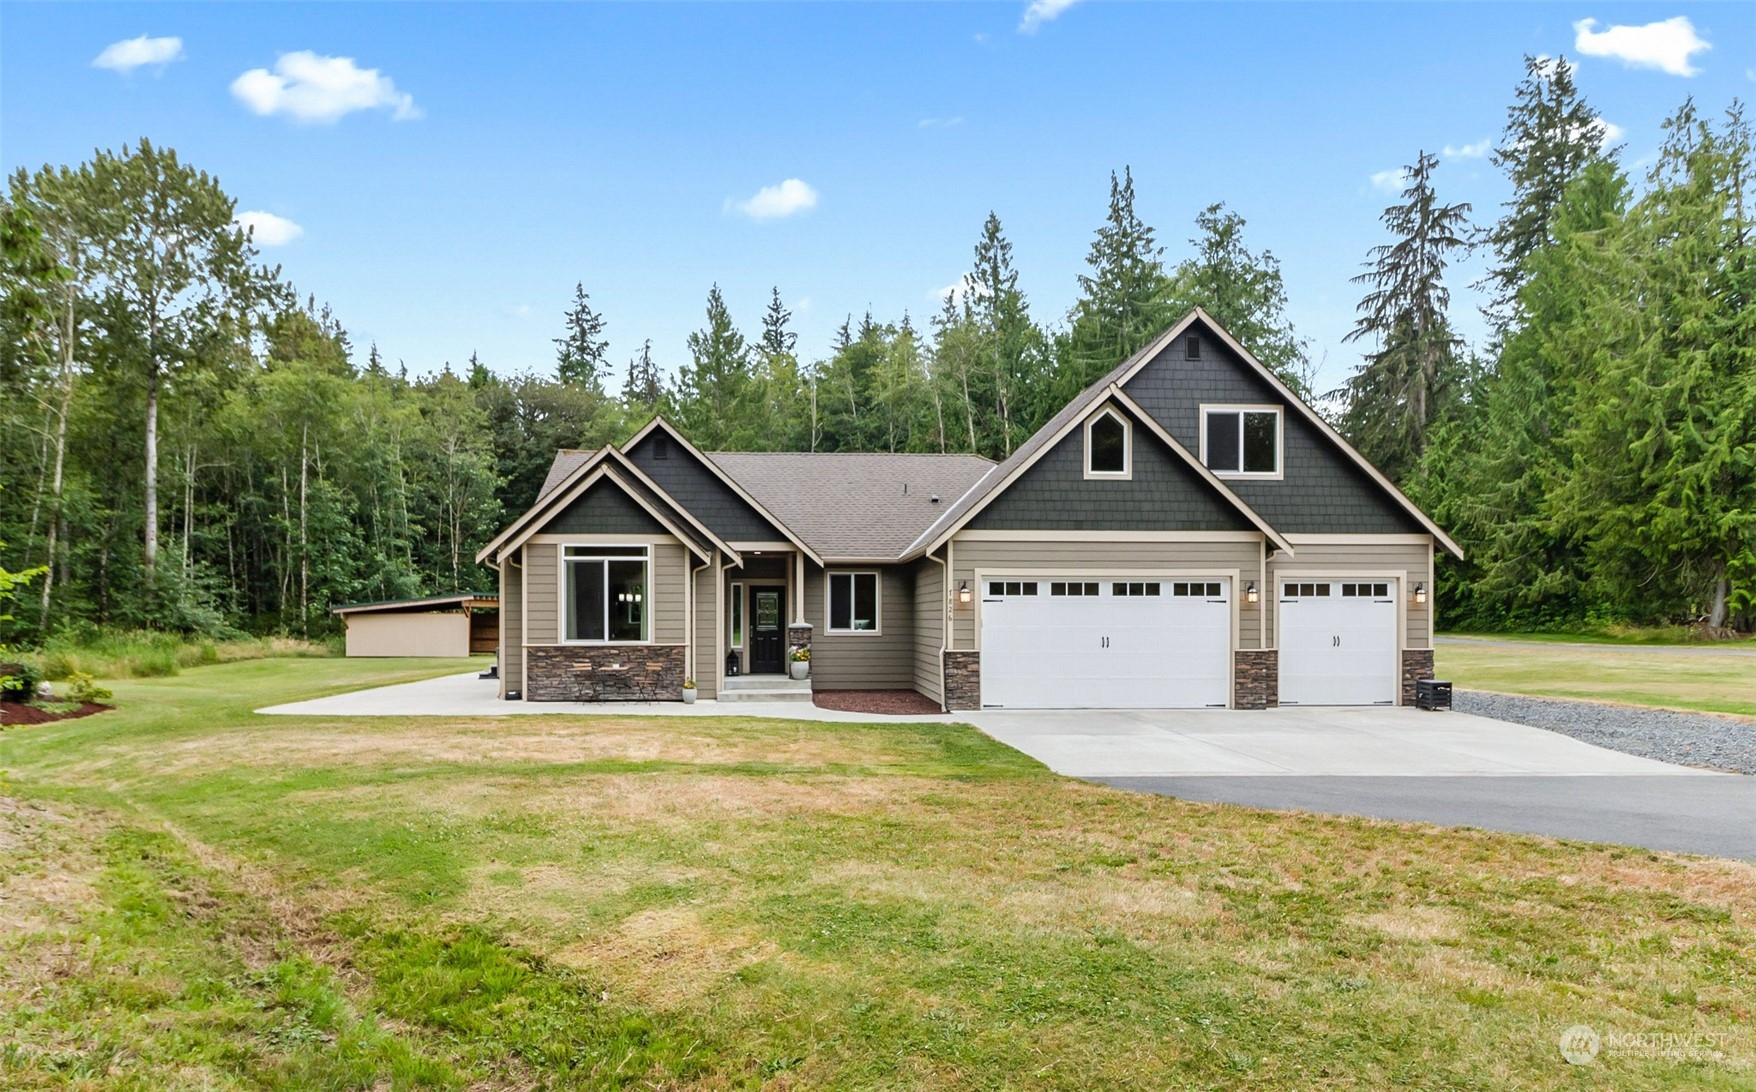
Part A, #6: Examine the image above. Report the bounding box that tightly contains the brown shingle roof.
[537,450,593,502]
[707,452,994,559]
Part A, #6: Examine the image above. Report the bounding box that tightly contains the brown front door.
[751,586,785,674]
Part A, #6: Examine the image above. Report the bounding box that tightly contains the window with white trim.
[828,572,879,633]
[1202,406,1281,476]
[1084,408,1131,478]
[564,545,649,642]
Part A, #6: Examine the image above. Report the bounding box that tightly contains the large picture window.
[563,545,649,642]
[827,571,879,633]
[1202,406,1281,476]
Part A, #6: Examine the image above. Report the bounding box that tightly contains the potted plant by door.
[681,678,698,705]
[789,648,810,681]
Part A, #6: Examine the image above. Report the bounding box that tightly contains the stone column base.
[1401,648,1436,707]
[1234,649,1279,709]
[943,650,981,711]
[526,645,686,701]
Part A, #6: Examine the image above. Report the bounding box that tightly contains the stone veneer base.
[1401,648,1436,707]
[943,650,981,711]
[1233,649,1279,710]
[526,644,686,701]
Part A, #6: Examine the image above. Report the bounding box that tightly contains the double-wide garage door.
[980,577,1231,708]
[1278,580,1398,705]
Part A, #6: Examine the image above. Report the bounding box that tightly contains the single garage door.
[981,577,1231,708]
[1278,580,1398,705]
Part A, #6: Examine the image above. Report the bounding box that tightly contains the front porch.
[720,550,811,690]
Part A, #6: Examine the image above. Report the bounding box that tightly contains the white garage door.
[980,578,1232,708]
[1278,580,1398,705]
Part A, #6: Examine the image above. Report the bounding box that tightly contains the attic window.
[1186,335,1201,359]
[652,435,670,459]
[1201,405,1282,477]
[1084,408,1131,479]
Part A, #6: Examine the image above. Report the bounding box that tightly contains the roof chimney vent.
[930,494,940,504]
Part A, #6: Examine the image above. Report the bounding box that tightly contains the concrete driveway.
[963,706,1710,777]
[966,707,1755,860]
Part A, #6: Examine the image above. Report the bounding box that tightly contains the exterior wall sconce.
[1245,581,1259,605]
[957,580,972,605]
[1413,582,1427,605]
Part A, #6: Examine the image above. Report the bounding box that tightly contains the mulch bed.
[811,689,944,716]
[0,701,113,727]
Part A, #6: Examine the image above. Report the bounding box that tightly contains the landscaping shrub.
[0,659,42,703]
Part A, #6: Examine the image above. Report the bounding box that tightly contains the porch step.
[718,675,814,703]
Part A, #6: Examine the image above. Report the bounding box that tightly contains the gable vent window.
[1084,408,1132,479]
[1202,406,1281,476]
[1186,335,1201,359]
[652,436,671,459]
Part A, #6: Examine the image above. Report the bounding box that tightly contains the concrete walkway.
[258,671,957,725]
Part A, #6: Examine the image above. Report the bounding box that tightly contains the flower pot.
[790,662,809,681]
[681,688,698,705]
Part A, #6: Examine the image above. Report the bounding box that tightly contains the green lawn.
[2,658,1753,1088]
[1438,637,1756,717]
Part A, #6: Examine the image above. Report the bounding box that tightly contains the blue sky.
[4,3,1749,393]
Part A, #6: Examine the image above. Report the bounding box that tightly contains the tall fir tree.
[1482,55,1613,323]
[621,339,663,413]
[554,282,609,390]
[674,285,750,448]
[1166,203,1311,393]
[966,212,1043,455]
[1338,151,1473,480]
[1061,167,1170,401]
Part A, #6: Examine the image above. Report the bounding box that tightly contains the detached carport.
[332,594,498,658]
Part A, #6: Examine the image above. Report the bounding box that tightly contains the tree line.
[1,56,1750,641]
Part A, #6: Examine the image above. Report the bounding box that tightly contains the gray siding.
[1122,325,1425,534]
[626,433,786,542]
[653,543,687,645]
[501,556,523,696]
[694,558,718,698]
[548,481,669,535]
[803,561,916,689]
[970,405,1254,532]
[912,557,945,704]
[1268,541,1433,648]
[525,543,559,645]
[949,537,1265,651]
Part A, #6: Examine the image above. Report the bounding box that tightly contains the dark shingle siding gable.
[547,480,669,535]
[969,407,1255,532]
[1122,326,1423,535]
[624,434,786,541]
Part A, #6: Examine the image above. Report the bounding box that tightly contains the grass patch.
[1438,638,1756,717]
[2,658,1754,1086]
[25,628,333,681]
[1447,626,1756,647]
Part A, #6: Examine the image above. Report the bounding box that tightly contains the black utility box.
[1415,678,1453,711]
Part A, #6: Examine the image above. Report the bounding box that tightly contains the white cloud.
[231,51,420,123]
[1443,138,1491,159]
[1018,0,1078,34]
[233,210,303,246]
[1574,17,1709,77]
[92,35,184,73]
[1593,119,1626,147]
[1369,168,1409,194]
[918,116,965,129]
[726,178,818,220]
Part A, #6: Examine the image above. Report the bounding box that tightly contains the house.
[474,309,1461,710]
[332,593,499,658]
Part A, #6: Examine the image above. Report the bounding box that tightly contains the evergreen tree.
[674,285,750,448]
[1337,152,1473,480]
[1482,55,1613,322]
[1061,167,1170,399]
[621,339,663,413]
[1167,203,1311,393]
[967,212,1043,455]
[759,286,797,358]
[554,282,609,390]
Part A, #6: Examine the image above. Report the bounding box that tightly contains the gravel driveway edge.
[1455,690,1756,775]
